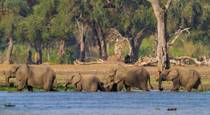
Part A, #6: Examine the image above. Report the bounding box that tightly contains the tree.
[0,0,29,64]
[106,0,155,62]
[49,0,75,61]
[148,0,171,70]
[18,0,56,64]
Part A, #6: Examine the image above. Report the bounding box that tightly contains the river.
[0,91,209,115]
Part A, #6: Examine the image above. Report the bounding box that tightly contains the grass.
[0,84,75,92]
[0,86,17,91]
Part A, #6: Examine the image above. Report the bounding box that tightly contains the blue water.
[0,91,210,115]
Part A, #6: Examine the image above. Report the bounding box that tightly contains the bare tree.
[76,19,88,62]
[57,38,65,57]
[4,33,13,64]
[148,0,172,70]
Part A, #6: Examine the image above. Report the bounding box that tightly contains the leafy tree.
[0,0,29,64]
[17,0,56,64]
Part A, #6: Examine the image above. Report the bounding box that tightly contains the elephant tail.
[148,75,153,90]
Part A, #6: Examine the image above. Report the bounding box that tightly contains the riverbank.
[0,64,210,91]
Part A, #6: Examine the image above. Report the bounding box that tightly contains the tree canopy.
[0,0,209,64]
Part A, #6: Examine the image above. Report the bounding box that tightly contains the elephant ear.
[72,73,81,85]
[167,68,178,81]
[10,65,20,73]
[108,69,117,80]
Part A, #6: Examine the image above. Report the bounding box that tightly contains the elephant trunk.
[5,76,10,86]
[64,82,69,91]
[159,77,163,91]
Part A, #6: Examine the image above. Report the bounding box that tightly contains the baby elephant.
[159,67,202,92]
[64,73,105,92]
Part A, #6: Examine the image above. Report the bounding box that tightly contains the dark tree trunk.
[80,36,86,62]
[93,21,108,60]
[35,40,42,64]
[4,34,13,64]
[26,48,33,64]
[130,44,139,62]
[129,29,150,62]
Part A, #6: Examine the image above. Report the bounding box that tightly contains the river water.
[0,91,210,115]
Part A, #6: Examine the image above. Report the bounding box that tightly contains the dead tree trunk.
[4,34,13,64]
[76,20,87,62]
[57,39,65,58]
[149,0,171,70]
[46,44,50,62]
[80,36,86,62]
[93,21,108,60]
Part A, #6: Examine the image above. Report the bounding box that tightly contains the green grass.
[0,84,75,92]
[0,86,17,91]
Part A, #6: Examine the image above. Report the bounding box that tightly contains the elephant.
[158,67,202,92]
[15,64,56,91]
[64,73,105,92]
[2,65,19,86]
[105,65,153,91]
[99,71,119,92]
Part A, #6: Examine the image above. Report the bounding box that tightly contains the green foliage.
[138,37,155,57]
[12,45,28,63]
[0,0,210,64]
[169,38,209,58]
[59,47,77,64]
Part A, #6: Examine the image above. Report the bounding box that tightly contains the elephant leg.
[50,77,57,91]
[186,86,193,92]
[125,84,131,92]
[140,83,149,91]
[171,78,180,92]
[89,84,97,92]
[193,79,201,89]
[75,83,82,91]
[43,81,52,91]
[27,86,33,92]
[117,82,124,91]
[185,84,194,92]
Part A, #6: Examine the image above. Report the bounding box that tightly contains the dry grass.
[0,64,210,91]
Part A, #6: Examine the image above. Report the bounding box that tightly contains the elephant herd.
[2,64,203,92]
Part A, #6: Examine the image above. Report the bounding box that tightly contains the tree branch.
[168,27,190,46]
[165,0,172,10]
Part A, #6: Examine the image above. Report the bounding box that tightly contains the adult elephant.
[64,73,105,92]
[158,67,202,92]
[3,65,19,86]
[14,64,56,91]
[105,65,153,91]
